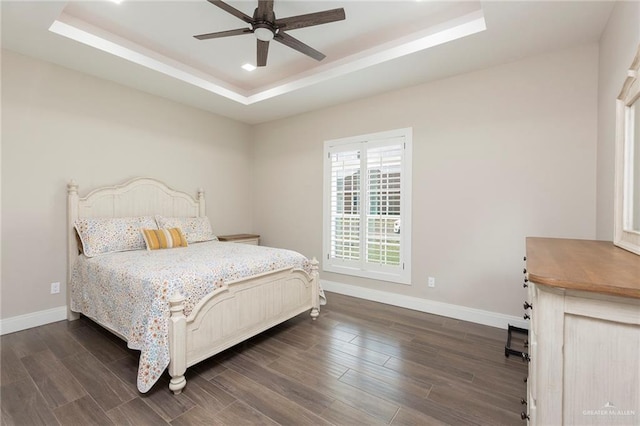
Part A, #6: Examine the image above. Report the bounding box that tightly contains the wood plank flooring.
[1,292,528,425]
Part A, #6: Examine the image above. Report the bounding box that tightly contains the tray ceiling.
[1,1,615,124]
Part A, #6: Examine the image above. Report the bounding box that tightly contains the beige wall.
[1,50,253,319]
[0,39,614,322]
[596,1,640,240]
[252,45,599,316]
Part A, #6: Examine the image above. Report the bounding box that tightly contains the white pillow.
[155,216,217,243]
[74,216,157,257]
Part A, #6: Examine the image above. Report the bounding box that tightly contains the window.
[323,128,412,284]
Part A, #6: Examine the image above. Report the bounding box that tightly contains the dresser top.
[526,237,640,299]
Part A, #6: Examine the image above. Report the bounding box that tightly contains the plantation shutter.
[328,140,404,267]
[366,143,403,267]
[329,149,361,262]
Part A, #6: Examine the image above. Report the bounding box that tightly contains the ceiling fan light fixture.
[254,26,274,42]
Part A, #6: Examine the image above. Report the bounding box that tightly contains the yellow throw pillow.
[141,228,188,250]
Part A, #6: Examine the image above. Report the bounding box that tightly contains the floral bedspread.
[70,241,312,392]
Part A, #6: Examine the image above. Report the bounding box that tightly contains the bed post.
[310,257,320,320]
[197,188,205,217]
[67,180,80,321]
[168,292,187,394]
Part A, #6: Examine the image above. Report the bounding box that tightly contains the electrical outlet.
[50,282,60,294]
[428,276,436,288]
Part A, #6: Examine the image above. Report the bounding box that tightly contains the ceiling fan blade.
[194,28,252,40]
[256,0,275,21]
[275,8,345,31]
[257,40,269,67]
[207,0,253,24]
[274,32,325,61]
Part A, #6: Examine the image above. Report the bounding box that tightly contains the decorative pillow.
[155,216,217,243]
[141,228,188,250]
[74,216,157,257]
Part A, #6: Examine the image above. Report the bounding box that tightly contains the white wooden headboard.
[67,177,205,319]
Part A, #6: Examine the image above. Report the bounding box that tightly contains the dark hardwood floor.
[1,292,528,425]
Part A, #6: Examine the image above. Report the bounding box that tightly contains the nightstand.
[217,234,260,245]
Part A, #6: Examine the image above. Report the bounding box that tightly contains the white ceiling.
[2,1,615,124]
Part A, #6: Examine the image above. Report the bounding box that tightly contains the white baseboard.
[321,280,529,330]
[0,306,67,335]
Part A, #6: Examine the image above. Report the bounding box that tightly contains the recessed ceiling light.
[110,0,123,4]
[242,63,257,72]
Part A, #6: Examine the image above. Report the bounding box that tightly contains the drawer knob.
[523,301,533,310]
[524,313,530,320]
[523,268,527,274]
[523,377,527,383]
[522,353,530,362]
[523,256,527,261]
[521,398,527,405]
[521,412,530,421]
[523,282,528,288]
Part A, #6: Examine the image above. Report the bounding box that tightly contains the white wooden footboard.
[168,259,320,394]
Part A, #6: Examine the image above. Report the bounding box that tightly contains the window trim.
[323,128,412,285]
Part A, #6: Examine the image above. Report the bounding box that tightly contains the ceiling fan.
[194,0,346,67]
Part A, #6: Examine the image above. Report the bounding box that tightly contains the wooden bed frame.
[67,177,320,394]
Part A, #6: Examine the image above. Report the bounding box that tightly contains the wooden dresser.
[523,238,640,425]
